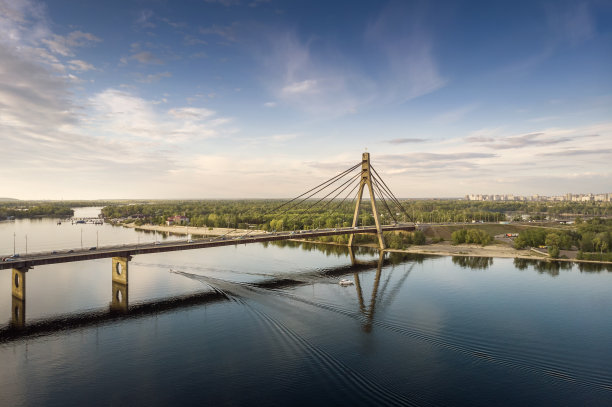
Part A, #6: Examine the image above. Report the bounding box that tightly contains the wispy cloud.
[252,1,446,117]
[465,131,583,150]
[385,138,426,144]
[136,71,172,83]
[135,9,155,29]
[538,148,612,157]
[68,59,95,71]
[204,0,241,6]
[130,50,163,64]
[199,22,241,42]
[88,89,231,142]
[41,31,101,57]
[256,30,375,116]
[365,1,447,103]
[546,1,595,46]
[434,103,478,124]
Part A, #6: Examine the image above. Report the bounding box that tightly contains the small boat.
[339,279,354,286]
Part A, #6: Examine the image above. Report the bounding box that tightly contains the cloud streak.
[386,138,427,144]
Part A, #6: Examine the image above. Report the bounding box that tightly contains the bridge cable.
[370,166,407,210]
[371,179,399,223]
[370,166,415,223]
[237,162,361,238]
[215,162,361,240]
[374,180,401,223]
[329,177,361,213]
[314,172,362,214]
[269,162,361,216]
[370,169,403,211]
[372,176,410,224]
[285,171,362,227]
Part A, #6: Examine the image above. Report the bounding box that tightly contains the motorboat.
[339,279,354,286]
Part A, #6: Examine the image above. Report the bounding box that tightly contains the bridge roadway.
[0,224,416,270]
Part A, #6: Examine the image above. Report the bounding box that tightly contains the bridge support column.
[112,256,129,285]
[348,152,385,250]
[110,257,129,312]
[11,268,28,328]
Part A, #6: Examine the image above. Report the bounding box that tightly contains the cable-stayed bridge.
[4,153,418,326]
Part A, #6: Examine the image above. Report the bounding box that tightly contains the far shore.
[125,223,267,237]
[122,223,612,265]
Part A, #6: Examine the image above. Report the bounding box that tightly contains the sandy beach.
[386,242,547,259]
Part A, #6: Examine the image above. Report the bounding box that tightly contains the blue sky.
[1,0,611,199]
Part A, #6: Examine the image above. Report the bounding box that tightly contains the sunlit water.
[1,210,611,406]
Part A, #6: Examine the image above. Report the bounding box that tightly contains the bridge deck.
[1,224,415,270]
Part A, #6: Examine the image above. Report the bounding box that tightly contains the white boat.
[339,279,354,286]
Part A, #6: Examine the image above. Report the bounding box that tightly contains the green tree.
[451,229,467,245]
[412,230,426,245]
[545,233,561,258]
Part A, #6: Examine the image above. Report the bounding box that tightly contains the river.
[0,209,611,406]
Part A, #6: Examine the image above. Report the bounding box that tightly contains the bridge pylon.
[348,153,385,250]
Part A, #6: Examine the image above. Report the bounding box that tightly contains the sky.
[0,0,611,199]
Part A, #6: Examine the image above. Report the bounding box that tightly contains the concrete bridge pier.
[11,268,28,328]
[110,257,130,312]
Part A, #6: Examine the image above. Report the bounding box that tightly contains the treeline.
[101,199,611,230]
[513,218,612,259]
[0,200,135,220]
[451,229,493,245]
[0,203,74,219]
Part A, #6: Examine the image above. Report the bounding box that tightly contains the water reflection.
[452,256,494,270]
[3,243,415,341]
[513,258,589,277]
[0,290,227,343]
[352,249,415,333]
[2,236,612,405]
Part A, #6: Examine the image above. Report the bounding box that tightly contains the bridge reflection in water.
[2,246,424,342]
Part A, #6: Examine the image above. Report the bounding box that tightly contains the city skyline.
[1,0,611,199]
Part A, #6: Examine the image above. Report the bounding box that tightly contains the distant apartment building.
[465,192,611,202]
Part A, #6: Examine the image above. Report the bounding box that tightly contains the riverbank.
[386,242,547,259]
[122,223,612,265]
[124,223,267,237]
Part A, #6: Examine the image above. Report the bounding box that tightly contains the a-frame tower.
[348,153,385,250]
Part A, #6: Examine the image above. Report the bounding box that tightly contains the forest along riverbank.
[125,222,612,265]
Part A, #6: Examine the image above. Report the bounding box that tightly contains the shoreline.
[121,223,612,265]
[124,223,267,237]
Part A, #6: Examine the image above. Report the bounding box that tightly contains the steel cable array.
[214,160,412,241]
[234,162,363,238]
[370,165,415,223]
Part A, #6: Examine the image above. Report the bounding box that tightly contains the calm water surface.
[1,210,611,406]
